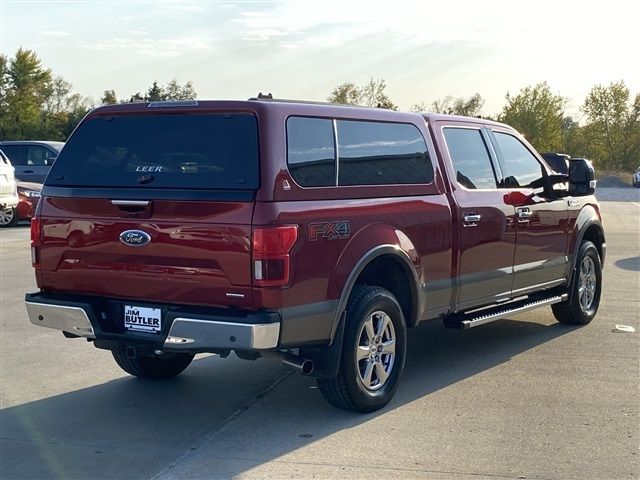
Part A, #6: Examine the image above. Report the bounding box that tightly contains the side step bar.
[444,293,568,330]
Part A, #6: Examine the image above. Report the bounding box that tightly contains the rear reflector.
[252,225,298,287]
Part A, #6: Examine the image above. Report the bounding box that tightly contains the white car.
[633,167,640,188]
[0,149,19,227]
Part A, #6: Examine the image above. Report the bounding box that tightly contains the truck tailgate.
[37,197,254,309]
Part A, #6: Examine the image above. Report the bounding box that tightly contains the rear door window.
[286,117,336,187]
[47,113,259,189]
[337,120,432,186]
[443,128,497,189]
[0,145,26,165]
[26,146,56,165]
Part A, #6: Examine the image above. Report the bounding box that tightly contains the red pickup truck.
[25,99,605,412]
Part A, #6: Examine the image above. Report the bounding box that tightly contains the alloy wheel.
[0,208,14,226]
[578,256,597,311]
[356,310,396,391]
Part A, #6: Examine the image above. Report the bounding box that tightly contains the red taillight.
[252,225,298,287]
[30,217,42,265]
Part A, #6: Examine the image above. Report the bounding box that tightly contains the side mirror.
[568,158,596,196]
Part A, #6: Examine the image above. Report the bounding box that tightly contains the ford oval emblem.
[119,230,151,247]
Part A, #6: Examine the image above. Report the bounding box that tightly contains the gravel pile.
[597,175,632,188]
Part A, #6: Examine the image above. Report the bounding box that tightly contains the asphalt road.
[1,200,638,480]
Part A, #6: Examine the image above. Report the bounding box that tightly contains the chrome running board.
[444,293,568,329]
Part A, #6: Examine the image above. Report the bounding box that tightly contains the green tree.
[44,77,72,115]
[163,79,197,100]
[328,82,360,105]
[1,48,53,139]
[327,78,397,110]
[0,49,93,141]
[128,80,196,103]
[359,79,397,109]
[146,81,164,101]
[8,48,51,90]
[101,89,118,105]
[61,93,93,138]
[0,55,9,137]
[499,82,566,152]
[411,93,484,117]
[581,81,640,170]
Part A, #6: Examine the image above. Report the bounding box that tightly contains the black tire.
[112,347,194,379]
[552,240,602,325]
[0,207,19,228]
[318,286,407,413]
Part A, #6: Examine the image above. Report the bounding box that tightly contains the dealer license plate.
[124,305,162,333]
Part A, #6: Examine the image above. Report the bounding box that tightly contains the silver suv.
[0,141,64,183]
[0,149,19,227]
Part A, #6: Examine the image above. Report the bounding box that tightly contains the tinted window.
[287,117,336,187]
[47,114,259,189]
[337,120,432,186]
[26,146,56,166]
[494,132,543,188]
[443,128,496,189]
[0,145,26,165]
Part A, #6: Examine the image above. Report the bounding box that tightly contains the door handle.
[463,214,482,227]
[517,208,533,222]
[24,169,34,173]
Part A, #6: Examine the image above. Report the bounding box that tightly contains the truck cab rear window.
[287,117,432,187]
[47,114,259,190]
[286,117,336,187]
[337,120,433,186]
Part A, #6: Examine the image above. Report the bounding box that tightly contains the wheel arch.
[569,214,606,286]
[329,245,420,343]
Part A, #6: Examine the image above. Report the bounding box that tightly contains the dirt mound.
[597,175,632,188]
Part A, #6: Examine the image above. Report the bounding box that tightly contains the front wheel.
[552,240,602,325]
[0,207,18,228]
[318,286,407,413]
[112,348,194,379]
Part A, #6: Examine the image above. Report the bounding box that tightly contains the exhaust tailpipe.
[281,353,314,375]
[261,351,314,375]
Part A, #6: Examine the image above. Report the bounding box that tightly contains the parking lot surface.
[1,200,638,480]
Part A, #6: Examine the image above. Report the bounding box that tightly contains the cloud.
[40,30,71,37]
[151,1,204,14]
[79,36,214,57]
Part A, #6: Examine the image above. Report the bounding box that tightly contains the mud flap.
[300,312,345,378]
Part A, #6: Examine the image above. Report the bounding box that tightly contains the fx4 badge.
[309,221,351,241]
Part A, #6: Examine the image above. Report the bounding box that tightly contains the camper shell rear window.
[47,113,259,190]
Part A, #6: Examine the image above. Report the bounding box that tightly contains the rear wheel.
[112,347,194,379]
[318,286,406,413]
[552,241,602,325]
[0,207,18,228]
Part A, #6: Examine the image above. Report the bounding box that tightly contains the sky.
[1,0,638,119]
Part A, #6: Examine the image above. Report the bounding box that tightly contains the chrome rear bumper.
[165,318,279,350]
[25,297,280,351]
[26,301,96,338]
